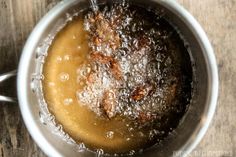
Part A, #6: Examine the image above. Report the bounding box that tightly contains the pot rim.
[17,0,219,157]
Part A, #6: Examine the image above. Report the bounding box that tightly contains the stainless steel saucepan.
[0,0,218,156]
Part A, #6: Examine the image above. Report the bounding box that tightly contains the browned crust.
[101,90,117,118]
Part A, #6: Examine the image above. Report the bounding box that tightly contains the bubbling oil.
[42,3,193,155]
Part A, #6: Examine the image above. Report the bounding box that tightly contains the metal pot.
[0,0,218,156]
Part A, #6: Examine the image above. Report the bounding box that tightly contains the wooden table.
[0,0,235,156]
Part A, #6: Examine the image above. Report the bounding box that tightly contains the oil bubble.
[59,72,69,82]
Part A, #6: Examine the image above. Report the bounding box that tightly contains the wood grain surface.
[0,0,235,157]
